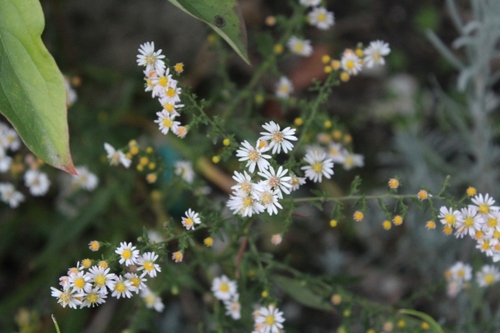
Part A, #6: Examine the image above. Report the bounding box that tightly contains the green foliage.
[0,0,74,174]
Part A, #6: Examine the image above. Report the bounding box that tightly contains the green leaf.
[0,0,75,174]
[167,0,249,64]
[399,309,444,333]
[273,275,333,311]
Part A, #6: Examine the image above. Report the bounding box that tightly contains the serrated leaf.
[273,275,333,311]
[167,0,249,64]
[399,309,444,333]
[0,0,75,174]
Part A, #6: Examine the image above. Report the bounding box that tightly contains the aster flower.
[125,272,148,294]
[211,275,237,301]
[0,148,12,172]
[341,50,363,75]
[51,285,84,309]
[476,238,498,257]
[111,275,137,299]
[104,143,131,168]
[454,207,482,238]
[82,288,107,308]
[154,111,180,135]
[141,287,165,312]
[232,170,257,195]
[254,305,285,333]
[364,40,391,68]
[449,261,472,282]
[476,265,500,287]
[115,242,140,266]
[68,271,92,293]
[137,41,166,72]
[471,193,500,216]
[181,209,201,230]
[224,294,241,320]
[275,76,294,99]
[24,169,50,196]
[342,151,364,170]
[308,7,335,30]
[137,252,161,278]
[236,140,272,173]
[172,251,183,263]
[8,184,29,205]
[227,189,265,217]
[151,69,174,97]
[256,185,282,215]
[71,166,99,191]
[259,121,297,154]
[257,165,292,198]
[326,143,346,164]
[175,160,195,184]
[287,36,313,57]
[288,174,306,191]
[87,266,116,293]
[301,150,334,183]
[438,206,460,227]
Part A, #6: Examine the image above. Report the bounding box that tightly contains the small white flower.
[256,185,282,215]
[68,271,92,293]
[471,193,500,215]
[275,76,294,99]
[141,287,165,312]
[224,294,241,320]
[448,261,472,283]
[104,143,131,168]
[137,41,166,72]
[181,209,201,230]
[137,252,162,278]
[254,305,285,333]
[342,151,364,170]
[24,169,50,196]
[308,7,335,30]
[236,140,272,173]
[160,84,182,104]
[211,275,237,301]
[454,207,482,238]
[287,36,313,57]
[257,165,292,198]
[476,265,500,287]
[438,207,460,227]
[82,287,107,308]
[71,166,99,191]
[232,170,257,195]
[111,275,137,299]
[341,50,363,75]
[151,69,174,98]
[115,242,140,266]
[271,234,283,245]
[227,189,265,217]
[288,174,306,191]
[301,150,334,183]
[87,266,117,293]
[125,272,148,294]
[476,237,498,257]
[50,286,84,309]
[0,183,24,208]
[259,121,297,154]
[175,160,195,184]
[327,143,346,164]
[364,40,391,68]
[0,148,12,172]
[154,111,180,135]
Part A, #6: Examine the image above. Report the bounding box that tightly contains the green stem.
[51,315,61,333]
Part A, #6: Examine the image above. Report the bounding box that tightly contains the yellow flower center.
[220,283,229,292]
[165,103,175,112]
[294,43,304,52]
[464,216,475,227]
[479,204,489,214]
[312,162,323,173]
[162,118,173,128]
[482,240,490,250]
[166,87,176,97]
[240,182,252,193]
[317,13,327,22]
[265,315,275,325]
[488,217,498,228]
[457,269,464,277]
[444,214,455,225]
[122,249,132,259]
[95,275,106,287]
[60,292,71,304]
[115,282,126,293]
[345,60,355,70]
[185,218,194,227]
[248,150,260,161]
[74,277,85,289]
[144,261,154,272]
[261,192,273,205]
[272,131,284,143]
[242,197,253,208]
[158,76,168,87]
[87,292,99,303]
[484,274,495,285]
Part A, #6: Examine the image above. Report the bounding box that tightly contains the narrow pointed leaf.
[399,309,444,333]
[274,275,333,311]
[0,0,75,174]
[168,0,249,64]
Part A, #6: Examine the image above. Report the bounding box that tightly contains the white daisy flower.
[299,0,321,7]
[257,165,292,198]
[341,50,363,75]
[301,150,334,183]
[254,305,285,333]
[227,189,265,217]
[327,143,346,164]
[288,174,306,191]
[236,140,272,173]
[308,7,335,30]
[181,209,201,230]
[141,287,165,312]
[211,275,237,301]
[104,143,131,168]
[24,169,50,196]
[364,40,391,68]
[71,166,99,191]
[449,261,472,282]
[454,207,482,238]
[87,266,116,293]
[275,76,294,99]
[256,185,282,215]
[438,206,460,227]
[115,242,140,266]
[223,294,241,320]
[259,121,297,154]
[161,100,185,115]
[471,193,500,216]
[175,160,195,184]
[125,272,148,294]
[483,211,500,236]
[151,69,174,98]
[68,271,92,293]
[232,170,257,195]
[137,252,162,278]
[476,237,498,257]
[50,286,84,309]
[287,36,313,57]
[476,265,500,287]
[0,148,12,172]
[111,275,137,299]
[342,151,364,170]
[81,287,107,308]
[154,111,180,135]
[161,84,182,104]
[173,125,188,138]
[137,41,166,72]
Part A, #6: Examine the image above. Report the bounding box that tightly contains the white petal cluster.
[51,242,162,310]
[287,36,313,57]
[104,142,131,168]
[308,7,334,30]
[307,137,364,171]
[71,166,99,191]
[253,304,286,333]
[211,275,241,320]
[445,261,472,298]
[137,42,188,138]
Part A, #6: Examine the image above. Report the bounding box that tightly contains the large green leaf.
[168,0,249,64]
[0,0,75,174]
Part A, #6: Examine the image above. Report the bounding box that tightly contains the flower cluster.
[307,134,363,171]
[50,242,162,311]
[211,275,241,320]
[252,304,286,333]
[300,0,334,31]
[137,42,188,138]
[438,193,500,261]
[445,262,500,297]
[227,121,302,217]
